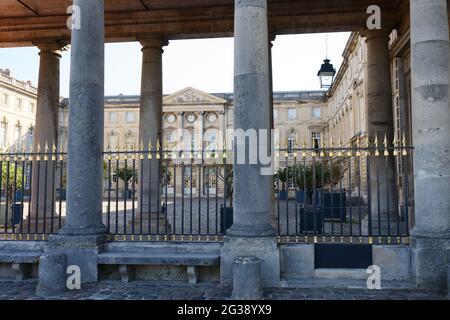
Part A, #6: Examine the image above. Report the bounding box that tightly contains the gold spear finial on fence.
[355,137,361,157]
[320,139,325,158]
[393,136,399,156]
[156,139,161,160]
[364,136,370,157]
[347,141,352,157]
[275,140,280,159]
[28,144,33,161]
[52,143,57,161]
[140,143,144,160]
[329,138,334,157]
[302,139,307,158]
[21,145,26,161]
[383,134,389,156]
[36,143,41,161]
[337,138,343,157]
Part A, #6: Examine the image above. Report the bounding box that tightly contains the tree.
[2,162,24,204]
[115,167,138,185]
[275,167,288,191]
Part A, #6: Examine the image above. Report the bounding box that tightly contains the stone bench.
[0,250,42,280]
[97,251,220,284]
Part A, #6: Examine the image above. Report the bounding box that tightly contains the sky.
[0,32,350,97]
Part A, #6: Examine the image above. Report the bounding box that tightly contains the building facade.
[0,69,36,150]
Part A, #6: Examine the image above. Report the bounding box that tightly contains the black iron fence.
[275,139,413,244]
[0,141,413,244]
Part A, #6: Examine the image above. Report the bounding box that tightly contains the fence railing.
[274,141,413,244]
[0,142,413,244]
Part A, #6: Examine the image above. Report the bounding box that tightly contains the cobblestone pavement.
[0,280,447,300]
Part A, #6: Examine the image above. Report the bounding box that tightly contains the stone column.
[135,38,169,233]
[221,0,279,287]
[410,0,450,290]
[364,29,398,232]
[46,0,106,284]
[268,34,276,227]
[25,42,63,233]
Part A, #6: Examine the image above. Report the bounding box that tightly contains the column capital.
[139,37,168,51]
[363,29,391,42]
[34,41,68,57]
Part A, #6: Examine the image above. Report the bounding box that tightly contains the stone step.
[98,251,220,266]
[314,268,368,280]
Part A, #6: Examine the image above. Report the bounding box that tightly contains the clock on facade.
[187,114,196,123]
[207,113,217,123]
[166,114,176,124]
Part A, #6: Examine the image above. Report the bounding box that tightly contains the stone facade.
[0,69,36,150]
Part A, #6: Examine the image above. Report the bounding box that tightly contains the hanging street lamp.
[317,58,336,89]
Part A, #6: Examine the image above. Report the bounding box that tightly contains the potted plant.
[0,163,24,226]
[115,167,138,199]
[275,167,288,200]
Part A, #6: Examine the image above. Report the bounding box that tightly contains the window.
[125,131,135,150]
[0,121,7,148]
[16,98,23,110]
[311,132,322,149]
[125,112,135,123]
[312,107,321,118]
[273,109,278,120]
[108,131,118,150]
[288,131,296,151]
[1,93,8,106]
[205,130,217,153]
[109,112,118,123]
[14,123,22,148]
[28,102,35,113]
[287,108,297,120]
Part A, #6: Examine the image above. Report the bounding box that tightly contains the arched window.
[205,129,218,153]
[108,131,119,150]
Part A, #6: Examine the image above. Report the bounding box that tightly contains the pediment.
[163,87,226,105]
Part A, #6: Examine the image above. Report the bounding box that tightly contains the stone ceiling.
[0,0,406,47]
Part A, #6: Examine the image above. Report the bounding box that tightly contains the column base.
[220,235,280,287]
[18,216,65,234]
[45,233,107,283]
[127,213,172,234]
[411,235,450,291]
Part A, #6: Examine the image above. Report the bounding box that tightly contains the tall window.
[16,98,23,110]
[311,131,322,149]
[125,112,135,123]
[205,130,217,153]
[1,93,8,106]
[287,108,297,120]
[109,112,118,123]
[288,131,296,151]
[273,109,278,120]
[28,102,35,113]
[125,131,135,150]
[14,123,22,148]
[0,120,7,148]
[312,107,321,118]
[108,131,118,150]
[26,126,34,150]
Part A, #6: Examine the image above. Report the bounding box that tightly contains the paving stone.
[0,279,447,300]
